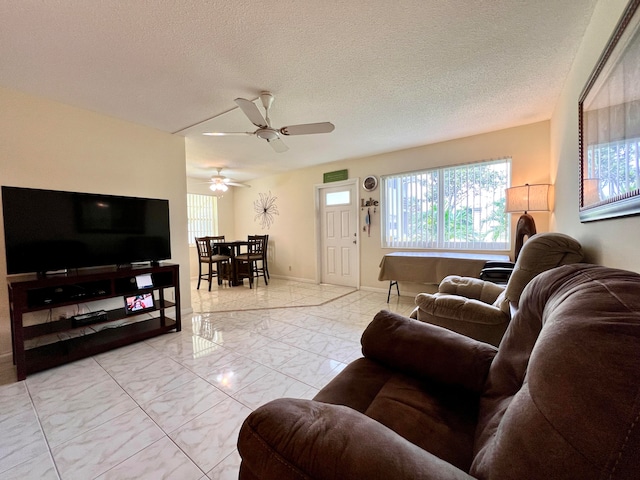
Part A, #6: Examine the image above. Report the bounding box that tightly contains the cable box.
[71,310,108,327]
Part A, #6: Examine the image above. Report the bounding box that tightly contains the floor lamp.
[506,184,552,260]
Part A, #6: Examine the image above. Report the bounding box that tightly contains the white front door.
[318,181,358,287]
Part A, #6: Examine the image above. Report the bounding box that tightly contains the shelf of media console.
[8,263,181,380]
[23,299,177,340]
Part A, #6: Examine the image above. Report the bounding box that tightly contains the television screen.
[124,293,155,314]
[1,186,171,274]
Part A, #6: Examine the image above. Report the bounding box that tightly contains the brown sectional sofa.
[237,263,640,479]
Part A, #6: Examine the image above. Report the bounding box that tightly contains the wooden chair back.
[248,235,268,255]
[195,237,213,260]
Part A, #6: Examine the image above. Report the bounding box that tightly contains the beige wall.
[232,121,551,296]
[0,86,191,357]
[551,0,639,271]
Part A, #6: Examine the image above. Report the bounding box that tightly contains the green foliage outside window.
[382,159,510,250]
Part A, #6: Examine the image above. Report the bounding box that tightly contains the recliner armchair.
[237,264,640,479]
[411,232,583,346]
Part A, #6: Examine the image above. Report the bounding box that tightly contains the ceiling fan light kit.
[256,129,280,141]
[203,91,335,153]
[209,182,228,192]
[201,168,250,193]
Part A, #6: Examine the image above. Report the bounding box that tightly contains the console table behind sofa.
[378,251,510,301]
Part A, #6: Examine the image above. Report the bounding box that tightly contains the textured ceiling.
[0,1,598,183]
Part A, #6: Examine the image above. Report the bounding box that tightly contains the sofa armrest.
[415,293,509,326]
[238,398,474,480]
[361,311,497,394]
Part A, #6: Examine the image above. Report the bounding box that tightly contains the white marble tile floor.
[0,278,415,479]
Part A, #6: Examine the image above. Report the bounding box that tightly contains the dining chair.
[195,236,231,290]
[251,234,269,280]
[234,235,268,288]
[210,235,233,284]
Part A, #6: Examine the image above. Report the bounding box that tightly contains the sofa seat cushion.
[314,357,480,471]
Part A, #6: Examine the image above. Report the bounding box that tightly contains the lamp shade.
[505,184,552,213]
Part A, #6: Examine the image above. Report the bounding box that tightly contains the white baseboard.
[268,274,316,284]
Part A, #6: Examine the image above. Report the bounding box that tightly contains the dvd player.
[71,310,108,327]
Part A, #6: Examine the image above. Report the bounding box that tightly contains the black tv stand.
[8,263,181,380]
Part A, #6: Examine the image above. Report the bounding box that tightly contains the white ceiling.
[0,1,598,184]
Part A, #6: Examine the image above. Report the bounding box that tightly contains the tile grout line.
[23,380,63,480]
[87,354,209,479]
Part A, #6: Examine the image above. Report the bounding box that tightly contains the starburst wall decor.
[254,191,279,229]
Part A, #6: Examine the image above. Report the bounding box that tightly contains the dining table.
[212,239,249,286]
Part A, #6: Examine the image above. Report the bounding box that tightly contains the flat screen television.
[1,186,171,275]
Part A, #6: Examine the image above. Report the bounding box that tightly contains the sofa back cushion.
[497,232,583,312]
[472,264,640,479]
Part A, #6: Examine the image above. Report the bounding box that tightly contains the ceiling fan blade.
[195,180,248,188]
[267,138,289,153]
[195,181,225,186]
[280,122,335,136]
[235,98,268,128]
[203,131,254,136]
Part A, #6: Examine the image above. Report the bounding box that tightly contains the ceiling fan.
[203,91,335,153]
[205,168,250,194]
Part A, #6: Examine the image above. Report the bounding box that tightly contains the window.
[187,193,218,244]
[381,158,510,250]
[325,190,350,205]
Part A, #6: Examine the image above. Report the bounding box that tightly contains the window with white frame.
[381,158,511,250]
[187,193,218,244]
